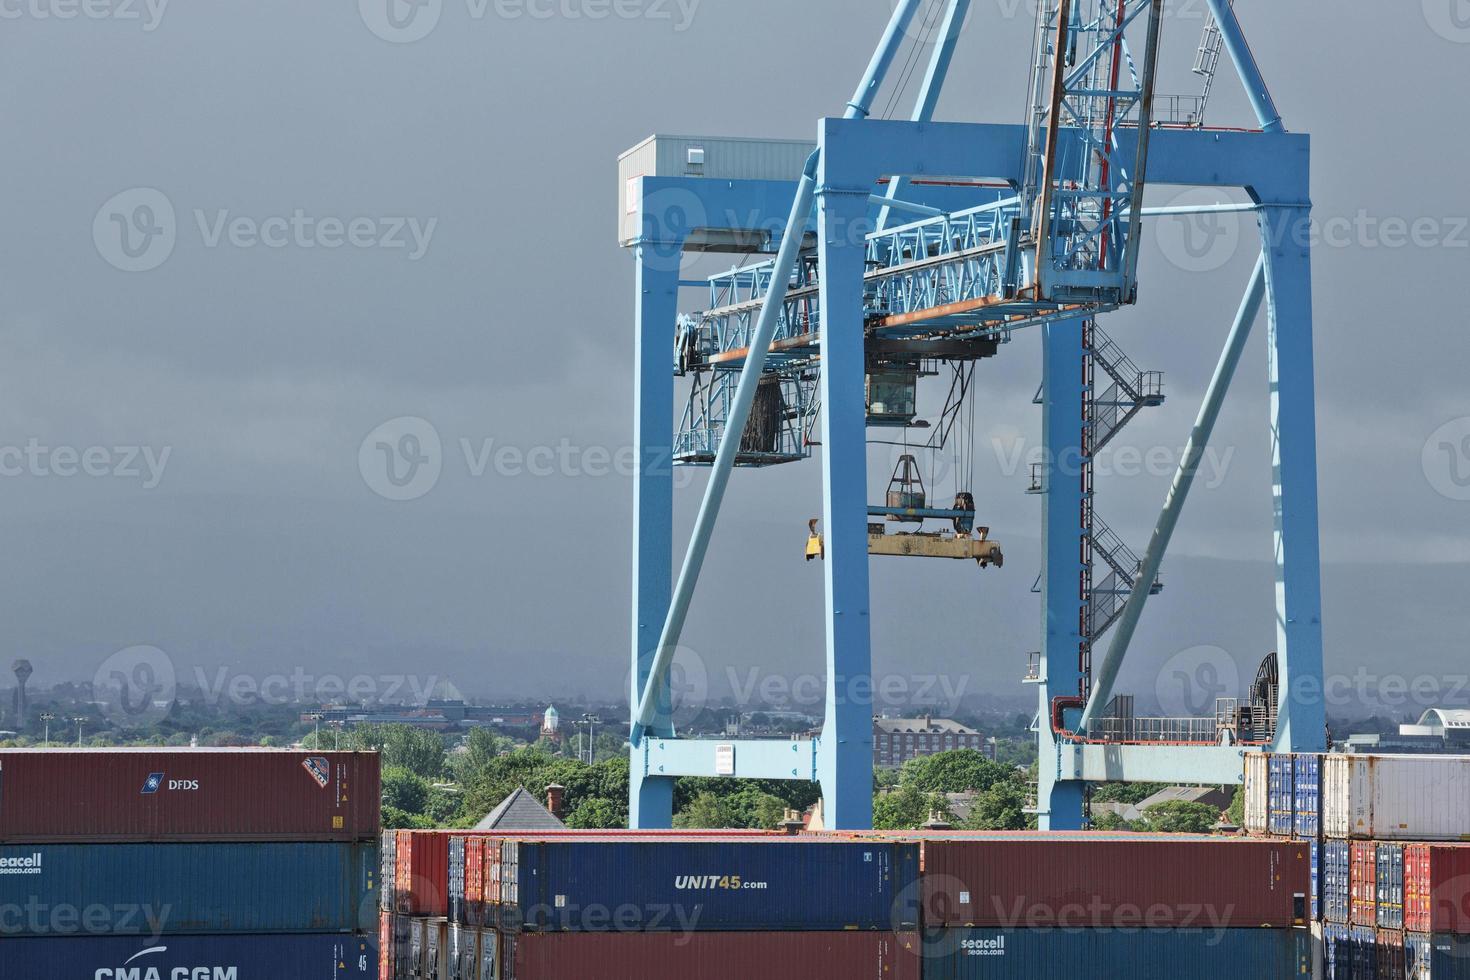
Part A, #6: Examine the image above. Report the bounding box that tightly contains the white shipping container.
[1244,752,1270,834]
[1323,754,1470,841]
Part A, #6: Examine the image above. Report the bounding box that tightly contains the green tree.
[1137,800,1220,835]
[567,798,624,830]
[382,806,435,830]
[381,766,431,814]
[964,780,1029,831]
[901,750,1012,795]
[675,792,734,829]
[872,784,951,831]
[1226,787,1244,828]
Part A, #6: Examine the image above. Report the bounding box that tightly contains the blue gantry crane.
[622,0,1323,830]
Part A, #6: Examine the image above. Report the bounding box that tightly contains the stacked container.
[392,832,1318,980]
[1317,753,1470,979]
[1270,753,1297,836]
[0,748,380,978]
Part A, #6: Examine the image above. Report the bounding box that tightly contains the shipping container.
[920,834,1309,928]
[1246,752,1271,834]
[508,838,918,932]
[920,927,1311,979]
[1317,840,1328,922]
[1297,753,1324,839]
[379,910,395,980]
[0,748,379,842]
[409,918,428,977]
[1356,841,1383,928]
[509,930,920,980]
[477,927,500,980]
[1381,843,1407,930]
[449,836,466,925]
[398,830,451,917]
[380,829,399,913]
[1326,922,1351,980]
[1272,753,1298,836]
[1380,928,1408,980]
[1406,844,1470,935]
[450,921,476,980]
[465,836,487,927]
[0,841,375,936]
[1328,840,1355,925]
[1325,755,1470,841]
[0,932,376,979]
[1406,933,1470,979]
[421,917,448,980]
[1354,925,1381,978]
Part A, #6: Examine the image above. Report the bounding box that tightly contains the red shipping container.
[1376,928,1405,980]
[1405,843,1470,934]
[511,931,921,980]
[378,910,395,980]
[919,833,1310,928]
[1353,841,1379,928]
[396,829,451,916]
[0,748,379,842]
[465,836,486,903]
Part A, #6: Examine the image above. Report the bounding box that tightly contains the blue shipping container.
[1378,843,1405,931]
[1294,753,1322,839]
[1405,933,1470,979]
[1325,840,1353,925]
[1325,923,1350,980]
[1310,839,1321,922]
[920,928,1311,979]
[1270,754,1296,837]
[1351,925,1378,978]
[511,839,919,932]
[0,933,375,979]
[0,843,375,936]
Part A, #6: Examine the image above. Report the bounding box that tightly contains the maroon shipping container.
[1353,841,1380,928]
[510,931,921,980]
[0,748,379,842]
[918,833,1310,928]
[1406,843,1470,934]
[397,829,451,916]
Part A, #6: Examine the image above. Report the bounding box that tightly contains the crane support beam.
[639,738,820,782]
[1203,0,1284,133]
[1079,254,1267,734]
[630,0,928,750]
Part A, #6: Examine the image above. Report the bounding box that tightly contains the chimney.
[779,808,805,836]
[545,783,566,820]
[923,810,953,831]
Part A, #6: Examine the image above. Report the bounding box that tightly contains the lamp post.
[40,713,55,747]
[72,717,86,747]
[580,714,601,765]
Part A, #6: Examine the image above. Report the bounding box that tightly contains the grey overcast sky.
[0,1,1466,717]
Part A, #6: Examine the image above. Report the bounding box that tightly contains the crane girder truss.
[673,0,1164,468]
